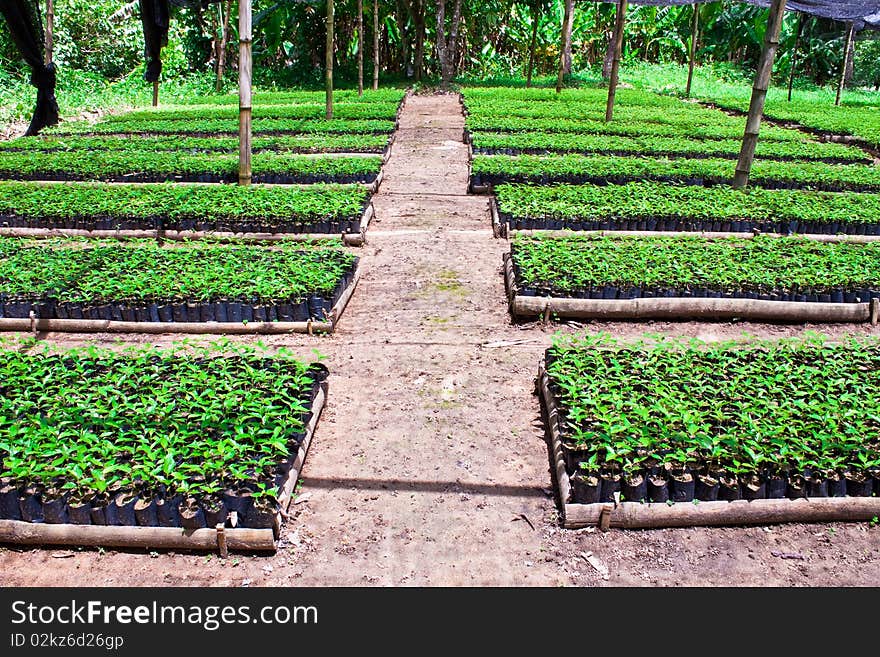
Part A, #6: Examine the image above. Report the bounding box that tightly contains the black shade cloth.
[0,0,59,135]
[626,1,880,30]
[139,0,170,82]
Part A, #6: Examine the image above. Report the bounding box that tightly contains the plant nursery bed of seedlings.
[539,335,880,530]
[504,235,880,323]
[491,182,880,237]
[469,154,880,194]
[0,238,361,334]
[0,345,329,552]
[0,181,375,240]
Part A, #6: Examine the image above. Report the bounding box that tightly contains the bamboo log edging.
[0,262,362,335]
[505,254,876,324]
[506,228,880,244]
[0,382,328,552]
[538,368,880,530]
[343,203,373,247]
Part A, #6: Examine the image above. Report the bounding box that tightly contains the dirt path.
[1,93,878,587]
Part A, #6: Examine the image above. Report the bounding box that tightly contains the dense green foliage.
[0,181,369,225]
[496,182,880,227]
[49,117,396,136]
[546,335,880,482]
[512,234,880,295]
[0,344,318,503]
[0,238,357,303]
[0,133,390,154]
[473,131,867,163]
[474,153,880,191]
[0,150,381,182]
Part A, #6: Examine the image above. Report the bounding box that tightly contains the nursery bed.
[0,239,362,334]
[538,337,880,530]
[488,183,880,238]
[0,181,375,240]
[0,351,329,552]
[504,235,880,323]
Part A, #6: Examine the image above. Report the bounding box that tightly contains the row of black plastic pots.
[1,484,282,530]
[498,213,880,236]
[0,172,378,185]
[517,284,880,304]
[471,174,878,194]
[0,296,333,323]
[569,467,879,504]
[0,213,367,235]
[474,147,871,166]
[0,266,355,322]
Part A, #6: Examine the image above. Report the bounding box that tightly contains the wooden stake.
[787,13,804,102]
[357,0,364,96]
[44,0,54,65]
[373,0,380,90]
[526,3,540,88]
[685,3,700,98]
[555,0,572,93]
[836,22,855,107]
[604,0,628,122]
[238,0,253,186]
[216,0,232,93]
[732,0,787,189]
[152,80,159,107]
[326,0,334,119]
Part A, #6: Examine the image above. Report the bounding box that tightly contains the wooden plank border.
[0,262,362,335]
[538,366,880,530]
[0,381,328,553]
[504,254,878,324]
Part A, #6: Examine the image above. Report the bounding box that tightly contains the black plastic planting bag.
[139,0,170,82]
[0,0,59,135]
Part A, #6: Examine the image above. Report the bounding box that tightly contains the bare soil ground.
[1,93,878,586]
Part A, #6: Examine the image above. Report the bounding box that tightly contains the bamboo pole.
[511,294,872,323]
[372,0,379,90]
[732,0,787,189]
[685,2,700,97]
[0,318,335,335]
[787,13,804,102]
[216,0,232,93]
[238,0,253,186]
[836,22,855,107]
[555,0,573,93]
[44,0,54,65]
[526,4,540,88]
[604,0,628,122]
[357,0,364,96]
[326,0,334,119]
[0,520,277,552]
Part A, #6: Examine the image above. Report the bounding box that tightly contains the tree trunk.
[787,13,803,102]
[414,1,426,81]
[602,30,615,79]
[526,5,540,88]
[733,0,787,189]
[216,0,232,93]
[238,0,253,186]
[358,0,364,95]
[836,22,855,105]
[44,0,54,65]
[562,0,574,74]
[373,0,380,90]
[556,0,572,92]
[436,0,463,90]
[326,0,334,119]
[685,3,700,97]
[604,0,628,122]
